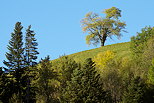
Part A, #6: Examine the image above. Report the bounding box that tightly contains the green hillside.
[53,42,131,63]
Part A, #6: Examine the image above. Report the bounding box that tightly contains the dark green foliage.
[146,60,154,102]
[62,58,108,103]
[122,76,146,103]
[100,58,133,103]
[24,25,39,103]
[4,22,25,70]
[3,22,25,101]
[2,22,39,102]
[0,67,15,103]
[22,66,37,103]
[37,56,58,103]
[102,69,122,102]
[25,25,39,66]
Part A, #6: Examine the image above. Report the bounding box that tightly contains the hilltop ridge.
[53,42,131,63]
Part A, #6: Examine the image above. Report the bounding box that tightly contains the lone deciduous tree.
[81,7,126,46]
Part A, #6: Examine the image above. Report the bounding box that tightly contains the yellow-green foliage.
[103,7,121,19]
[93,50,115,69]
[81,7,126,47]
[148,59,154,85]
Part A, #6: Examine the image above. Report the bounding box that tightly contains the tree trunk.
[101,34,107,47]
[101,42,104,46]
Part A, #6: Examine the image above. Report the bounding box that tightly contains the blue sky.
[0,0,154,66]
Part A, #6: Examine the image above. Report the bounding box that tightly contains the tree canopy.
[81,7,126,46]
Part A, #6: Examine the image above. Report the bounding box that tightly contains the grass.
[52,42,131,63]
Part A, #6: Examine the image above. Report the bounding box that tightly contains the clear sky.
[0,0,154,66]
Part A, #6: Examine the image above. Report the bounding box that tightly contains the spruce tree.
[25,25,39,67]
[62,58,108,103]
[24,25,39,103]
[37,56,58,103]
[3,22,25,102]
[4,22,24,70]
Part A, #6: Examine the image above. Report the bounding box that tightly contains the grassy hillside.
[53,42,131,63]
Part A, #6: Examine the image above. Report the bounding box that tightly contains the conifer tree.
[24,25,39,103]
[4,22,25,70]
[56,56,78,101]
[62,58,108,103]
[25,25,39,67]
[37,56,58,103]
[58,56,78,88]
[3,22,25,102]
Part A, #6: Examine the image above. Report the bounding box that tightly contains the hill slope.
[53,42,131,63]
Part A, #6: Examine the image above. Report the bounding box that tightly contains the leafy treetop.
[81,7,126,46]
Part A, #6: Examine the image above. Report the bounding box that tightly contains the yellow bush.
[93,50,115,69]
